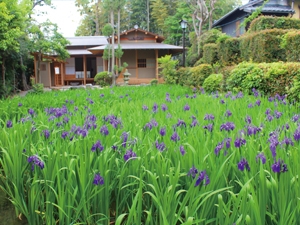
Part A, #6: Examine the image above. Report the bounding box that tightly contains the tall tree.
[0,1,23,88]
[28,20,70,83]
[151,0,169,35]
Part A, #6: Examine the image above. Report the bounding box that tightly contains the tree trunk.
[111,10,115,86]
[2,56,6,87]
[37,52,42,83]
[94,0,100,35]
[20,56,29,90]
[117,8,121,68]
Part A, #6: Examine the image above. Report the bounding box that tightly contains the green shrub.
[218,37,241,66]
[281,30,300,62]
[249,16,300,33]
[239,29,287,63]
[226,62,257,92]
[158,55,179,84]
[176,67,192,86]
[219,66,236,92]
[203,73,223,93]
[28,83,44,95]
[150,79,158,85]
[226,62,300,97]
[94,71,112,87]
[190,64,213,87]
[202,43,219,65]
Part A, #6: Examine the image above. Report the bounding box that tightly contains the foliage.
[94,71,112,87]
[150,79,158,85]
[177,67,192,86]
[1,85,300,224]
[189,64,213,87]
[239,29,287,63]
[249,16,300,33]
[202,73,223,93]
[28,83,44,94]
[217,37,241,66]
[281,30,300,62]
[202,43,219,65]
[226,62,300,97]
[158,55,179,84]
[239,0,268,29]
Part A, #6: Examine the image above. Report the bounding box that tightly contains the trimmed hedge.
[177,67,192,86]
[218,37,241,66]
[239,29,287,63]
[249,16,300,33]
[226,62,300,97]
[203,73,223,93]
[202,43,219,65]
[282,30,300,62]
[189,64,213,87]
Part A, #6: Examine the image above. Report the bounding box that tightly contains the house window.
[137,58,155,68]
[138,59,146,68]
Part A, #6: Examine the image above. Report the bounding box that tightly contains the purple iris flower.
[42,129,50,139]
[236,92,243,98]
[28,155,44,170]
[245,116,252,124]
[190,119,199,127]
[200,87,205,94]
[61,131,69,139]
[224,138,231,149]
[265,108,271,115]
[142,105,149,110]
[152,103,159,113]
[255,99,261,106]
[280,137,294,148]
[18,102,23,107]
[204,114,214,121]
[28,108,35,116]
[214,142,224,155]
[271,159,288,173]
[256,153,266,164]
[159,127,166,136]
[161,104,168,111]
[176,119,186,128]
[166,113,172,118]
[224,110,232,117]
[155,141,166,152]
[203,124,213,132]
[291,114,299,123]
[93,173,104,185]
[238,158,250,171]
[225,91,232,98]
[246,125,261,136]
[195,170,210,186]
[268,97,274,102]
[267,114,274,122]
[268,132,279,158]
[121,132,129,148]
[166,93,172,102]
[220,122,235,132]
[220,99,225,104]
[248,103,253,108]
[183,104,190,111]
[91,140,104,152]
[124,149,137,161]
[179,145,186,155]
[294,127,300,141]
[274,110,283,119]
[63,116,70,123]
[100,125,109,136]
[252,88,259,97]
[6,120,13,128]
[170,132,180,142]
[188,166,198,178]
[80,129,88,138]
[234,137,246,148]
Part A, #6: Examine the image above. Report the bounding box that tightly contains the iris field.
[0,85,300,225]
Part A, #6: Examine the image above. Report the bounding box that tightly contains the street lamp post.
[179,19,187,67]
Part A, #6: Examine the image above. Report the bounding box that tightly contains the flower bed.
[0,85,299,224]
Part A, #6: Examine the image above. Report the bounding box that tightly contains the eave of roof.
[65,36,108,47]
[120,28,165,43]
[88,42,183,51]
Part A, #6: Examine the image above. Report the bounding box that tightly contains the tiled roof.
[244,6,295,13]
[66,36,108,46]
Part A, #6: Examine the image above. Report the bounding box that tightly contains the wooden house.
[33,28,183,87]
[212,0,298,37]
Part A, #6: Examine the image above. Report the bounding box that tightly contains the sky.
[33,0,82,37]
[33,0,249,37]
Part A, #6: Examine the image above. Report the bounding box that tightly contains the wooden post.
[136,50,138,79]
[83,55,87,85]
[155,49,158,80]
[60,63,64,86]
[48,62,52,87]
[33,54,37,84]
